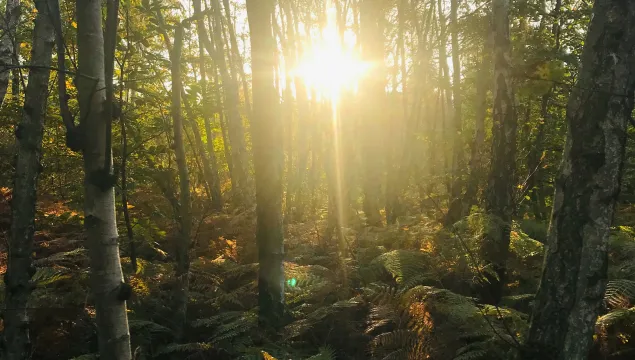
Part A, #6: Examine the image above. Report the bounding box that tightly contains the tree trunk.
[1,1,53,358]
[246,0,285,328]
[444,0,464,225]
[221,0,252,117]
[76,0,132,359]
[359,0,384,226]
[461,25,492,219]
[0,0,19,107]
[386,0,408,225]
[198,34,223,210]
[170,24,192,341]
[524,2,635,359]
[524,0,562,221]
[480,0,517,305]
[195,0,250,202]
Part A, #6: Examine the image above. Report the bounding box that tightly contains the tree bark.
[480,0,517,305]
[76,0,131,358]
[0,0,19,107]
[246,0,285,328]
[1,1,53,358]
[524,1,635,359]
[169,24,192,341]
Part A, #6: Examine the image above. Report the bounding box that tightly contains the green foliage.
[154,342,213,357]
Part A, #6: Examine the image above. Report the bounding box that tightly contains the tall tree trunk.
[480,0,517,305]
[359,0,384,226]
[524,0,562,221]
[1,1,53,358]
[524,2,635,359]
[461,24,492,218]
[0,0,19,107]
[76,0,132,358]
[444,0,464,225]
[246,0,285,328]
[288,5,311,222]
[170,24,192,341]
[195,0,250,202]
[199,35,223,210]
[386,0,408,225]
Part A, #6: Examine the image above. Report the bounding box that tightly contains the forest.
[1,0,635,359]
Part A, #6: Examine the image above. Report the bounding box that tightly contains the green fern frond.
[68,354,98,360]
[305,346,336,360]
[154,342,212,356]
[372,329,416,350]
[597,307,635,328]
[34,248,88,267]
[128,319,172,335]
[31,267,71,286]
[605,279,635,309]
[368,250,430,284]
[191,311,245,328]
[453,348,488,360]
[210,311,258,344]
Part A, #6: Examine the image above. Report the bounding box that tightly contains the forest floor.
[2,191,635,359]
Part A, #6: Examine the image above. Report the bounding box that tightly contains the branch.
[47,0,75,139]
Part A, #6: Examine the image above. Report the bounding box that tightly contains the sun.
[293,6,368,98]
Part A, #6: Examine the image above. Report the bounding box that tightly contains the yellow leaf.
[127,204,135,209]
[261,351,277,360]
[71,21,77,28]
[540,150,547,161]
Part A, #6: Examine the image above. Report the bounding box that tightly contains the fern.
[305,346,336,360]
[31,267,71,286]
[605,279,635,309]
[128,319,172,335]
[154,342,212,356]
[210,311,258,344]
[597,307,635,328]
[68,354,98,360]
[34,248,88,267]
[191,310,245,328]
